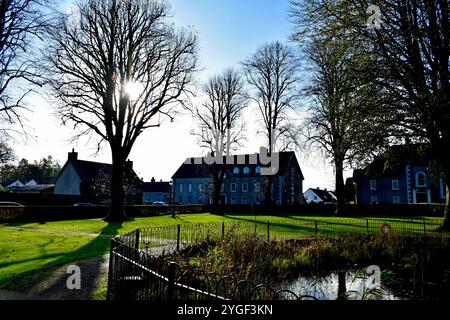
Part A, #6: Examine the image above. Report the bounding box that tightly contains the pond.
[282,270,399,300]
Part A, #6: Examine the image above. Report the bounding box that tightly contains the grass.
[0,212,445,298]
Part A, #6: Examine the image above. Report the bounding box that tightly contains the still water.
[283,271,398,300]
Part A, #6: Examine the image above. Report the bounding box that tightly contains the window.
[241,196,247,204]
[392,179,399,190]
[370,179,377,191]
[243,167,250,174]
[179,184,183,192]
[371,195,378,204]
[221,183,225,192]
[188,184,192,193]
[416,172,426,187]
[198,184,203,192]
[233,167,240,174]
[254,182,261,192]
[231,196,236,203]
[255,167,261,175]
[242,183,248,192]
[392,196,400,204]
[230,183,236,192]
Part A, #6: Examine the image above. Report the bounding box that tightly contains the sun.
[124,81,144,101]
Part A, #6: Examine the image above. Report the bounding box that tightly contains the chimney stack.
[151,177,156,183]
[125,160,133,170]
[68,148,78,161]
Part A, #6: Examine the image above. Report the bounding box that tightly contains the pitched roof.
[57,159,141,184]
[172,151,304,180]
[308,188,336,202]
[353,144,434,178]
[143,181,170,193]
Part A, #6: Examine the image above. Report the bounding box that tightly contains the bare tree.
[0,140,14,164]
[192,68,247,209]
[42,0,199,221]
[304,36,387,214]
[242,41,300,205]
[0,0,49,134]
[292,0,450,229]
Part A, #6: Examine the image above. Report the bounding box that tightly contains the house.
[143,178,170,204]
[172,151,304,205]
[304,188,337,204]
[4,179,24,190]
[54,149,143,204]
[352,144,445,205]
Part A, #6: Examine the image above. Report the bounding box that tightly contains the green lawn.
[0,213,445,292]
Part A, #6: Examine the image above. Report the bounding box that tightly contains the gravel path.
[0,254,109,300]
[0,241,176,300]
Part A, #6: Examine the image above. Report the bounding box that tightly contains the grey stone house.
[171,151,304,205]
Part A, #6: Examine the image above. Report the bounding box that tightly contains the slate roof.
[308,188,336,202]
[143,181,170,193]
[57,159,141,184]
[353,144,434,178]
[172,151,304,180]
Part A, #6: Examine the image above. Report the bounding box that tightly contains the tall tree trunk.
[433,145,450,231]
[337,271,347,300]
[264,176,273,206]
[105,148,128,222]
[211,165,226,214]
[441,169,450,231]
[335,158,345,216]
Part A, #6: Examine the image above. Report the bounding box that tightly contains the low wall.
[0,205,209,222]
[0,203,445,223]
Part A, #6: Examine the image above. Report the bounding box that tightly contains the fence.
[107,218,444,300]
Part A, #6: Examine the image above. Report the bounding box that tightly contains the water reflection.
[284,271,398,300]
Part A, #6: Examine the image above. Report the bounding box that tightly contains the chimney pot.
[68,149,78,161]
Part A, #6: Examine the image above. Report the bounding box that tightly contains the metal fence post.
[315,221,318,236]
[176,224,181,251]
[167,262,177,301]
[366,219,369,235]
[222,222,225,240]
[267,221,270,241]
[106,238,115,300]
[135,229,140,251]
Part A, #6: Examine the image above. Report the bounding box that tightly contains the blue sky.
[170,0,294,79]
[10,0,347,190]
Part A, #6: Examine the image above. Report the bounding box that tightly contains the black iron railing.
[107,218,444,300]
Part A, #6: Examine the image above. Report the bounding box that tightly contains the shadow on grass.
[2,222,123,300]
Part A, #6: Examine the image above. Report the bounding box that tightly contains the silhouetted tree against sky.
[292,0,450,229]
[192,68,247,209]
[0,0,49,135]
[303,36,387,215]
[242,41,300,205]
[42,0,199,222]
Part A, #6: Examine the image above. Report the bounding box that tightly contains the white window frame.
[254,182,261,192]
[243,167,250,174]
[255,167,261,175]
[392,196,400,204]
[371,195,378,204]
[241,196,247,204]
[392,179,399,190]
[416,172,427,187]
[188,184,192,193]
[179,184,183,192]
[370,179,377,191]
[242,183,248,192]
[233,167,240,175]
[198,184,203,192]
[230,183,236,192]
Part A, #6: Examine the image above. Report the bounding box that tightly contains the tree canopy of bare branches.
[0,0,49,135]
[42,0,199,221]
[242,41,300,205]
[292,0,450,228]
[192,68,247,208]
